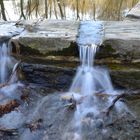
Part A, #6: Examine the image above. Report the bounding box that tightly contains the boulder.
[102,21,140,62]
[125,2,140,20]
[11,20,79,56]
[0,21,23,42]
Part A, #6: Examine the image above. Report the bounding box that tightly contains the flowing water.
[0,43,12,83]
[0,42,22,100]
[63,21,127,140]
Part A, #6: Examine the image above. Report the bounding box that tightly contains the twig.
[105,89,140,116]
[0,128,18,136]
[25,119,43,132]
[105,93,127,116]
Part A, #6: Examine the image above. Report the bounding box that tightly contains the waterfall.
[0,42,22,98]
[63,21,126,140]
[0,43,12,83]
[67,44,115,140]
[70,44,114,95]
[68,45,128,139]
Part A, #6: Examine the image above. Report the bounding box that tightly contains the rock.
[110,69,140,89]
[20,62,140,90]
[103,21,140,61]
[0,86,140,140]
[21,62,140,89]
[85,112,94,118]
[125,2,140,20]
[11,20,79,57]
[0,19,140,89]
[10,19,140,89]
[9,19,140,64]
[25,94,139,140]
[127,99,140,120]
[95,119,104,129]
[0,21,24,42]
[21,63,75,92]
[20,93,74,140]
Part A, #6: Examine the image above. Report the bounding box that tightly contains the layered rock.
[1,15,140,89]
[103,21,140,61]
[98,21,140,89]
[11,20,79,57]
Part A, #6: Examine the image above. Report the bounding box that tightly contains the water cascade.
[0,43,12,83]
[63,21,127,140]
[0,42,22,100]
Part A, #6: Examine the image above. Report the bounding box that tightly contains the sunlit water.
[2,0,139,21]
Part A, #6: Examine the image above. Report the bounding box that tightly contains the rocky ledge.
[0,9,140,89]
[13,20,140,89]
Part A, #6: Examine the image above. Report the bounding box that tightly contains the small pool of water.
[2,0,139,21]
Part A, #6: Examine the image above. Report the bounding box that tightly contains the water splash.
[70,44,114,95]
[63,21,127,140]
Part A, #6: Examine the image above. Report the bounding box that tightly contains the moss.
[19,43,43,56]
[103,44,116,52]
[45,42,79,56]
[108,63,140,71]
[130,72,140,80]
[13,37,79,57]
[96,44,118,59]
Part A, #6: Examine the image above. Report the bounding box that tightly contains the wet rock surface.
[5,19,139,89]
[110,69,140,89]
[20,62,140,89]
[0,89,140,140]
[0,19,137,90]
[21,63,75,93]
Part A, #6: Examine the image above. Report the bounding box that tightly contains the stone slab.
[12,20,80,55]
[103,21,140,61]
[126,1,140,20]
